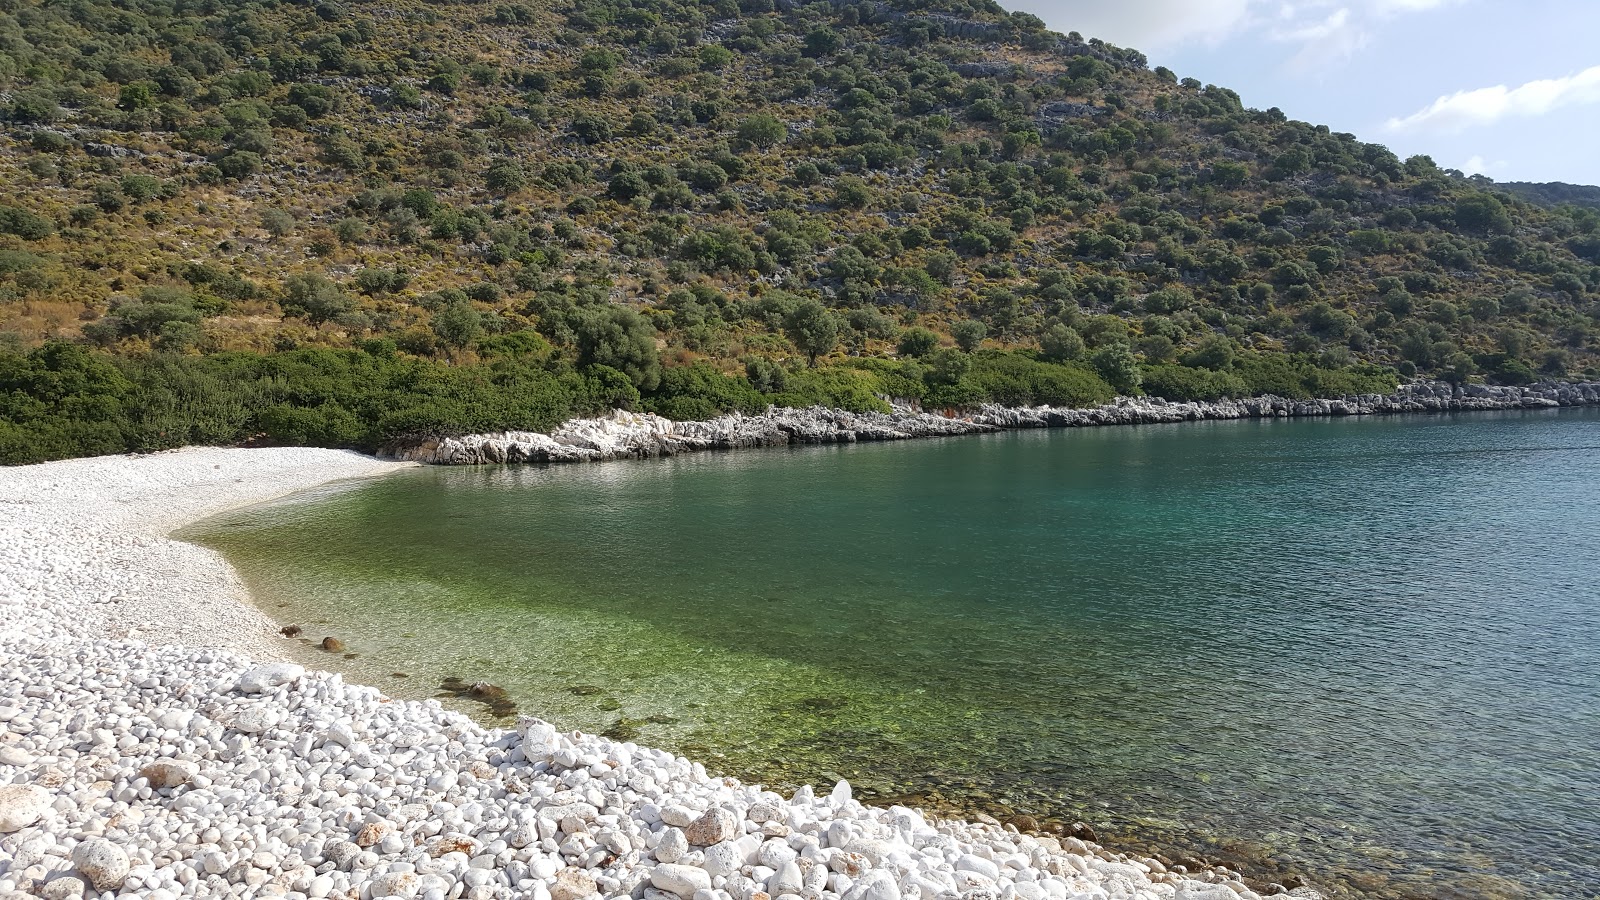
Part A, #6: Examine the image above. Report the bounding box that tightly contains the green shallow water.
[184,410,1600,899]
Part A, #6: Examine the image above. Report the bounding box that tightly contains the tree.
[1454,194,1512,235]
[432,302,485,361]
[216,151,264,180]
[951,319,987,352]
[281,274,353,324]
[896,327,940,358]
[572,305,661,391]
[784,299,839,366]
[1442,351,1476,386]
[1039,324,1085,362]
[0,206,54,241]
[485,159,527,195]
[924,348,970,385]
[833,177,872,210]
[1181,335,1235,371]
[803,27,841,57]
[1090,343,1142,394]
[260,208,296,239]
[736,114,786,149]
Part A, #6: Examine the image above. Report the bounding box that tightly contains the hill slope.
[1,0,1598,462]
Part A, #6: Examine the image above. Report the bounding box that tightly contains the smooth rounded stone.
[231,706,278,733]
[842,870,901,900]
[369,871,420,898]
[0,746,33,767]
[39,875,86,900]
[956,854,1001,881]
[0,784,51,832]
[769,861,804,895]
[655,828,689,863]
[828,851,869,878]
[549,867,597,900]
[701,842,743,877]
[746,802,784,825]
[323,841,361,869]
[659,805,696,828]
[71,837,130,890]
[236,663,305,693]
[685,808,739,846]
[757,841,797,870]
[139,760,199,790]
[651,864,714,898]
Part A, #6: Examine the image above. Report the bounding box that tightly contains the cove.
[183,409,1600,899]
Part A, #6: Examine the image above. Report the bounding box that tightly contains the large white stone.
[650,864,713,898]
[72,838,130,891]
[139,759,199,789]
[236,663,305,693]
[0,784,50,832]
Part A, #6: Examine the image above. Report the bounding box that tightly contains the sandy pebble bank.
[0,448,1312,900]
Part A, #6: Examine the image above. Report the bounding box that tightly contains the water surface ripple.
[186,410,1600,899]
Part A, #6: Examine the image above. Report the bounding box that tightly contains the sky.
[1003,0,1600,185]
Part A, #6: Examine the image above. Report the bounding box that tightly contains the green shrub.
[1141,365,1249,402]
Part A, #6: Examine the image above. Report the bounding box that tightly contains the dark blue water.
[188,410,1600,898]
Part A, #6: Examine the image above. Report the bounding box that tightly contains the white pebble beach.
[0,447,1288,900]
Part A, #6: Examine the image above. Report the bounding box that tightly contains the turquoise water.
[186,410,1600,898]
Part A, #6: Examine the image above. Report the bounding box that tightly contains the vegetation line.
[2,0,1597,466]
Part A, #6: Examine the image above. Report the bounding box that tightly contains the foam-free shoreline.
[384,381,1600,465]
[0,447,1290,900]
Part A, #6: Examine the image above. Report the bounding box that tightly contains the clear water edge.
[181,409,1600,900]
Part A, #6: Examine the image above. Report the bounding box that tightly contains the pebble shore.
[1,448,1304,900]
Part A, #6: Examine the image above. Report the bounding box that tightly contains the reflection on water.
[185,410,1600,899]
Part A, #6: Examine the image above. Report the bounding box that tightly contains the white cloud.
[1460,155,1508,176]
[1386,65,1600,133]
[1003,0,1253,50]
[1011,0,1458,63]
[1273,8,1370,72]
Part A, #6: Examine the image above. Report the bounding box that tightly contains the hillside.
[1498,181,1600,213]
[1,0,1598,462]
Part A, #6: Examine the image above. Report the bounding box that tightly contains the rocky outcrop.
[380,407,1000,465]
[382,381,1600,466]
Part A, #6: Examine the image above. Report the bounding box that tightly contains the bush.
[896,327,940,357]
[1090,343,1142,394]
[646,362,765,419]
[572,305,661,390]
[965,352,1114,407]
[951,319,987,352]
[0,206,54,240]
[1039,324,1085,362]
[1141,365,1248,402]
[771,367,888,412]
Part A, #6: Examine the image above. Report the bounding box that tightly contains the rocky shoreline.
[1,448,1313,900]
[381,381,1600,465]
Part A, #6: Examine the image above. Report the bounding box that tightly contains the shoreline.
[381,380,1600,465]
[1,447,1291,900]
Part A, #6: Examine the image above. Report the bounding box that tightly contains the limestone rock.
[650,864,713,898]
[0,784,50,832]
[550,868,597,900]
[684,806,739,845]
[236,662,304,693]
